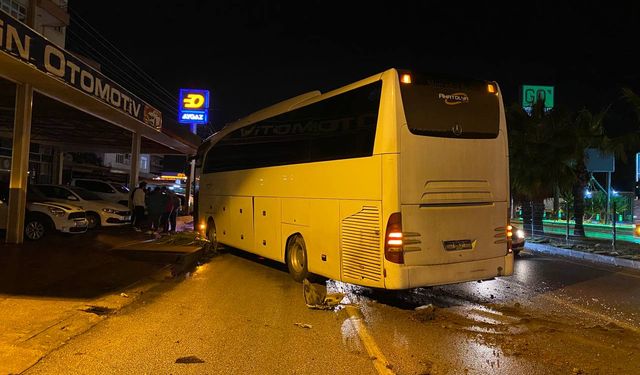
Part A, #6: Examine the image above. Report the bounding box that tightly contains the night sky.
[67,1,640,186]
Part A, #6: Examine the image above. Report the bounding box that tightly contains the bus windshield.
[400,78,499,139]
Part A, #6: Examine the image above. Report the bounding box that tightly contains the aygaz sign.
[0,10,162,130]
[178,89,209,125]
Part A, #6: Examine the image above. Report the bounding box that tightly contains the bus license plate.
[443,240,473,251]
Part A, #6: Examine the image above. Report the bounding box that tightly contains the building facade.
[1,0,68,47]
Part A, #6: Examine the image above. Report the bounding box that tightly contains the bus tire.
[206,217,219,252]
[286,234,309,282]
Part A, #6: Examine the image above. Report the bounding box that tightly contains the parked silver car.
[0,185,88,240]
[32,185,131,229]
[70,179,130,207]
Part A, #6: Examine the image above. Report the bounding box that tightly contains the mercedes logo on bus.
[452,123,463,136]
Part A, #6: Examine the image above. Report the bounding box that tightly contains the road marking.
[497,278,640,334]
[345,305,395,375]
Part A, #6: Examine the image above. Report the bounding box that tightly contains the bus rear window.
[400,78,499,139]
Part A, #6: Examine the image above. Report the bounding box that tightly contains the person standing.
[160,187,174,234]
[131,181,147,232]
[167,190,182,233]
[147,187,166,234]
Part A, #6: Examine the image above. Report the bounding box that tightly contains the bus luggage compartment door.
[225,196,254,251]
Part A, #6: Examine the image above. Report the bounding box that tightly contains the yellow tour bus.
[196,68,513,289]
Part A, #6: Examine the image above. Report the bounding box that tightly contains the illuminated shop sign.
[521,85,554,110]
[179,89,209,125]
[0,10,162,130]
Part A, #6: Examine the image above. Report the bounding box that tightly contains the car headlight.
[48,207,66,217]
[516,229,525,239]
[102,208,117,214]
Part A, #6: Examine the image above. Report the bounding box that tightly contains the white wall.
[103,153,151,174]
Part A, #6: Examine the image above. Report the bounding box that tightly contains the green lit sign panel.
[521,85,554,109]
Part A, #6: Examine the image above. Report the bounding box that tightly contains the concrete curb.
[169,245,208,276]
[525,242,640,270]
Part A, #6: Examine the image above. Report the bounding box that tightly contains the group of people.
[130,181,183,234]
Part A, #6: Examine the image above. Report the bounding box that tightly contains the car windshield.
[26,186,48,202]
[112,183,130,193]
[70,187,102,200]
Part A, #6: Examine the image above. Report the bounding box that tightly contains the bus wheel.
[206,218,219,252]
[286,234,309,282]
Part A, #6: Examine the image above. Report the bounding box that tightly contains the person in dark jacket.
[146,187,167,234]
[160,187,174,233]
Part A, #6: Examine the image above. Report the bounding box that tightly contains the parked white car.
[0,185,88,240]
[31,185,131,229]
[70,179,130,207]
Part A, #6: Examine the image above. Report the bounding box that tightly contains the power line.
[66,29,178,116]
[65,25,178,111]
[68,9,178,101]
[69,10,178,103]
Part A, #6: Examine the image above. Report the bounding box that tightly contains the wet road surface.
[26,248,640,374]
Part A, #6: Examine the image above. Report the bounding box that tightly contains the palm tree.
[623,88,640,117]
[566,107,632,236]
[507,100,574,237]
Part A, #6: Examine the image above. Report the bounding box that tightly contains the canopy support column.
[129,132,141,189]
[6,84,34,244]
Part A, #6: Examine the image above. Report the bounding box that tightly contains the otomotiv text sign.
[0,10,162,131]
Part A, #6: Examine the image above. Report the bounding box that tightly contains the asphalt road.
[26,248,640,375]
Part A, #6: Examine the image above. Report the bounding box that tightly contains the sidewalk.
[521,233,640,270]
[0,217,207,374]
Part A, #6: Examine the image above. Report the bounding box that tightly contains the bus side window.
[203,81,382,174]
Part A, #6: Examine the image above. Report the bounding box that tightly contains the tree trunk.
[572,161,589,237]
[521,200,533,236]
[532,198,545,237]
[553,186,560,220]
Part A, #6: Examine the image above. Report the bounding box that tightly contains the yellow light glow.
[507,225,512,231]
[199,223,206,231]
[401,74,412,84]
[388,232,403,238]
[159,175,188,180]
[507,231,513,237]
[387,239,403,246]
[487,83,497,94]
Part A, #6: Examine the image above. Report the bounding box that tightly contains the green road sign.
[521,85,554,109]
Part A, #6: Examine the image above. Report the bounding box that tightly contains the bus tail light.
[385,212,404,264]
[635,224,640,237]
[400,73,412,84]
[506,224,513,253]
[487,83,498,94]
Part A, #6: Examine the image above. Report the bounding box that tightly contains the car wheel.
[24,218,46,240]
[286,234,309,282]
[86,213,101,229]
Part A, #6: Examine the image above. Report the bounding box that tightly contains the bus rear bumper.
[386,253,514,290]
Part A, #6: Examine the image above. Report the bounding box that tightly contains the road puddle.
[333,280,640,374]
